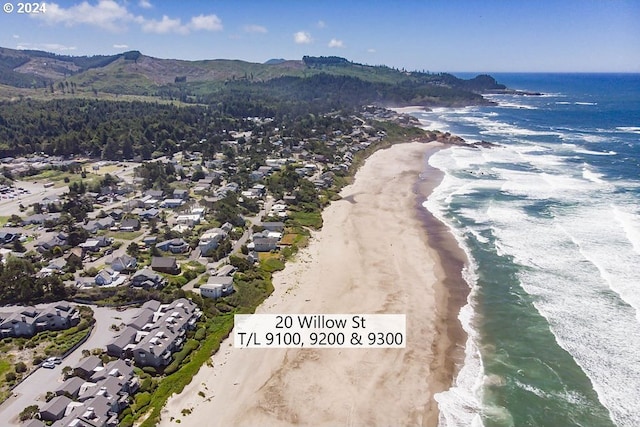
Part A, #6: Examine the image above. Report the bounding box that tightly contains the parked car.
[46,357,62,365]
[42,361,56,369]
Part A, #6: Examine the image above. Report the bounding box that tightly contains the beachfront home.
[105,299,201,368]
[250,237,279,252]
[200,276,234,299]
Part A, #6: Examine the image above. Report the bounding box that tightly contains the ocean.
[417,74,640,427]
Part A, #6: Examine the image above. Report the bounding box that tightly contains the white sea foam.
[582,167,606,184]
[574,101,598,106]
[458,115,562,138]
[574,148,617,156]
[428,139,640,426]
[424,193,485,427]
[616,126,640,135]
[426,99,640,426]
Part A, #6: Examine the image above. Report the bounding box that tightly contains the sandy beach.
[158,141,468,427]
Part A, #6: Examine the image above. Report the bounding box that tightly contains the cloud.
[367,48,376,53]
[31,1,221,35]
[142,15,187,34]
[17,42,77,52]
[294,31,312,44]
[113,44,129,49]
[328,38,344,48]
[316,20,326,29]
[13,35,19,39]
[189,14,223,31]
[244,24,267,34]
[142,13,222,34]
[32,0,140,32]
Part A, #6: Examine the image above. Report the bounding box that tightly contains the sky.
[0,0,639,73]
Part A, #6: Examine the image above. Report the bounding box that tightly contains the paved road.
[0,306,139,425]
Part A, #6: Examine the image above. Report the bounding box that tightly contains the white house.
[200,276,234,299]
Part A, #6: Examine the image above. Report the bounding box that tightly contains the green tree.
[126,242,139,257]
[19,405,39,421]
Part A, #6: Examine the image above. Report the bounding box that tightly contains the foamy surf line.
[423,158,485,427]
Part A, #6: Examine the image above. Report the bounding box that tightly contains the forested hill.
[0,47,505,107]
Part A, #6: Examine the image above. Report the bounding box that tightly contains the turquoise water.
[421,74,640,427]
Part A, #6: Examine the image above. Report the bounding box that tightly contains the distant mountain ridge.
[0,46,506,107]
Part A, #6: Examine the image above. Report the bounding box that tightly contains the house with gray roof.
[131,268,165,289]
[74,355,102,380]
[55,376,85,399]
[0,302,79,338]
[41,395,73,422]
[104,299,201,368]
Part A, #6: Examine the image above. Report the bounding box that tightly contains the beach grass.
[138,314,234,427]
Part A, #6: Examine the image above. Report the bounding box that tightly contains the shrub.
[5,372,17,382]
[194,327,206,341]
[19,405,39,421]
[135,392,151,411]
[14,361,27,373]
[120,414,134,427]
[142,366,157,375]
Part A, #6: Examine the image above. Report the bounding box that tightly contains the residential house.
[175,213,201,227]
[131,268,165,289]
[160,198,184,208]
[40,395,73,422]
[0,231,17,244]
[83,217,115,234]
[79,236,111,253]
[143,236,157,247]
[173,189,189,200]
[106,326,137,358]
[74,355,102,380]
[139,207,160,220]
[151,257,180,275]
[261,222,285,233]
[214,264,236,277]
[21,212,61,226]
[200,276,234,299]
[109,254,137,272]
[145,190,164,199]
[119,218,140,232]
[250,237,279,252]
[0,302,79,338]
[105,299,201,368]
[108,209,124,220]
[94,268,125,287]
[55,376,85,398]
[36,234,67,253]
[156,238,189,254]
[198,228,227,256]
[48,358,137,426]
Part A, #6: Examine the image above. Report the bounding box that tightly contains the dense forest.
[0,95,357,159]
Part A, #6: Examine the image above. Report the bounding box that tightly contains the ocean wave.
[616,126,640,135]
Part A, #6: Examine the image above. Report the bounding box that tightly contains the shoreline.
[158,141,468,427]
[414,145,470,415]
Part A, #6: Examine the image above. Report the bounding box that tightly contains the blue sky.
[1,0,639,72]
